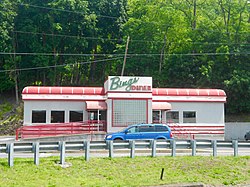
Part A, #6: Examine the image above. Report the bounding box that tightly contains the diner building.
[22,76,227,133]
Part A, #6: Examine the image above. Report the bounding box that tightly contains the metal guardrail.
[0,139,250,167]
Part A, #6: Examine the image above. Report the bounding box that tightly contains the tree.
[14,0,96,87]
[0,0,18,100]
[88,0,127,84]
[121,0,250,113]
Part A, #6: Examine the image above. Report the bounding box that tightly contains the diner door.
[88,110,106,122]
[88,110,107,131]
[153,110,162,123]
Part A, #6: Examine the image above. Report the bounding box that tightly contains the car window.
[127,127,138,133]
[139,126,155,132]
[155,126,168,132]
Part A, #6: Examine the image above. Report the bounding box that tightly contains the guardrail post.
[7,143,14,167]
[129,140,135,158]
[233,140,238,157]
[108,141,114,158]
[170,139,176,157]
[59,141,66,165]
[151,140,156,157]
[212,140,217,157]
[191,140,196,156]
[33,142,40,165]
[84,141,90,161]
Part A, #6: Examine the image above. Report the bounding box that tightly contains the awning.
[152,102,172,110]
[86,101,107,110]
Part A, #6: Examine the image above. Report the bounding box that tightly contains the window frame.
[166,111,179,123]
[51,110,65,123]
[32,110,46,123]
[69,110,83,122]
[183,111,196,123]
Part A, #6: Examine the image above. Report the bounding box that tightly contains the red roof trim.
[22,86,105,95]
[152,88,226,97]
[22,87,226,97]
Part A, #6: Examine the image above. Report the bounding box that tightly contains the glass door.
[153,110,162,123]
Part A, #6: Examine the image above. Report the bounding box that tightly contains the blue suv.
[105,124,173,141]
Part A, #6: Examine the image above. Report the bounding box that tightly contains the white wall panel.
[169,102,224,124]
[24,101,85,125]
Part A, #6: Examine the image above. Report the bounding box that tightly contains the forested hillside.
[0,0,249,114]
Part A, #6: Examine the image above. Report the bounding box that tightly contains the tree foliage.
[0,0,249,114]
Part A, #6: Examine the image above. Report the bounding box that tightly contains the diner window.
[183,111,196,123]
[70,111,83,122]
[51,111,65,123]
[32,110,46,123]
[166,111,179,123]
[113,99,147,127]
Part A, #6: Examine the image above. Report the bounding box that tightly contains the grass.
[0,156,249,187]
[225,113,250,122]
[0,102,12,120]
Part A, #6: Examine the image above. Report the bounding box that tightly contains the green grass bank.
[0,156,249,187]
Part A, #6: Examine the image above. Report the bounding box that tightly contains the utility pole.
[121,36,130,76]
[159,35,167,73]
[12,31,19,104]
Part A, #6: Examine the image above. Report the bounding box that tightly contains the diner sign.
[105,76,152,92]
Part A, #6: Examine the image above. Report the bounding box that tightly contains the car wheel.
[156,138,165,140]
[114,138,123,141]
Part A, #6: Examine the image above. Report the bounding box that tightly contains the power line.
[17,3,119,20]
[0,57,124,73]
[128,52,250,56]
[13,30,250,45]
[0,52,123,56]
[0,52,249,57]
[13,30,121,42]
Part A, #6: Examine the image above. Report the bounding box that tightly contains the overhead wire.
[12,30,250,45]
[0,52,249,57]
[0,3,247,77]
[1,2,247,73]
[13,30,121,42]
[0,57,125,73]
[0,51,248,73]
[17,2,119,20]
